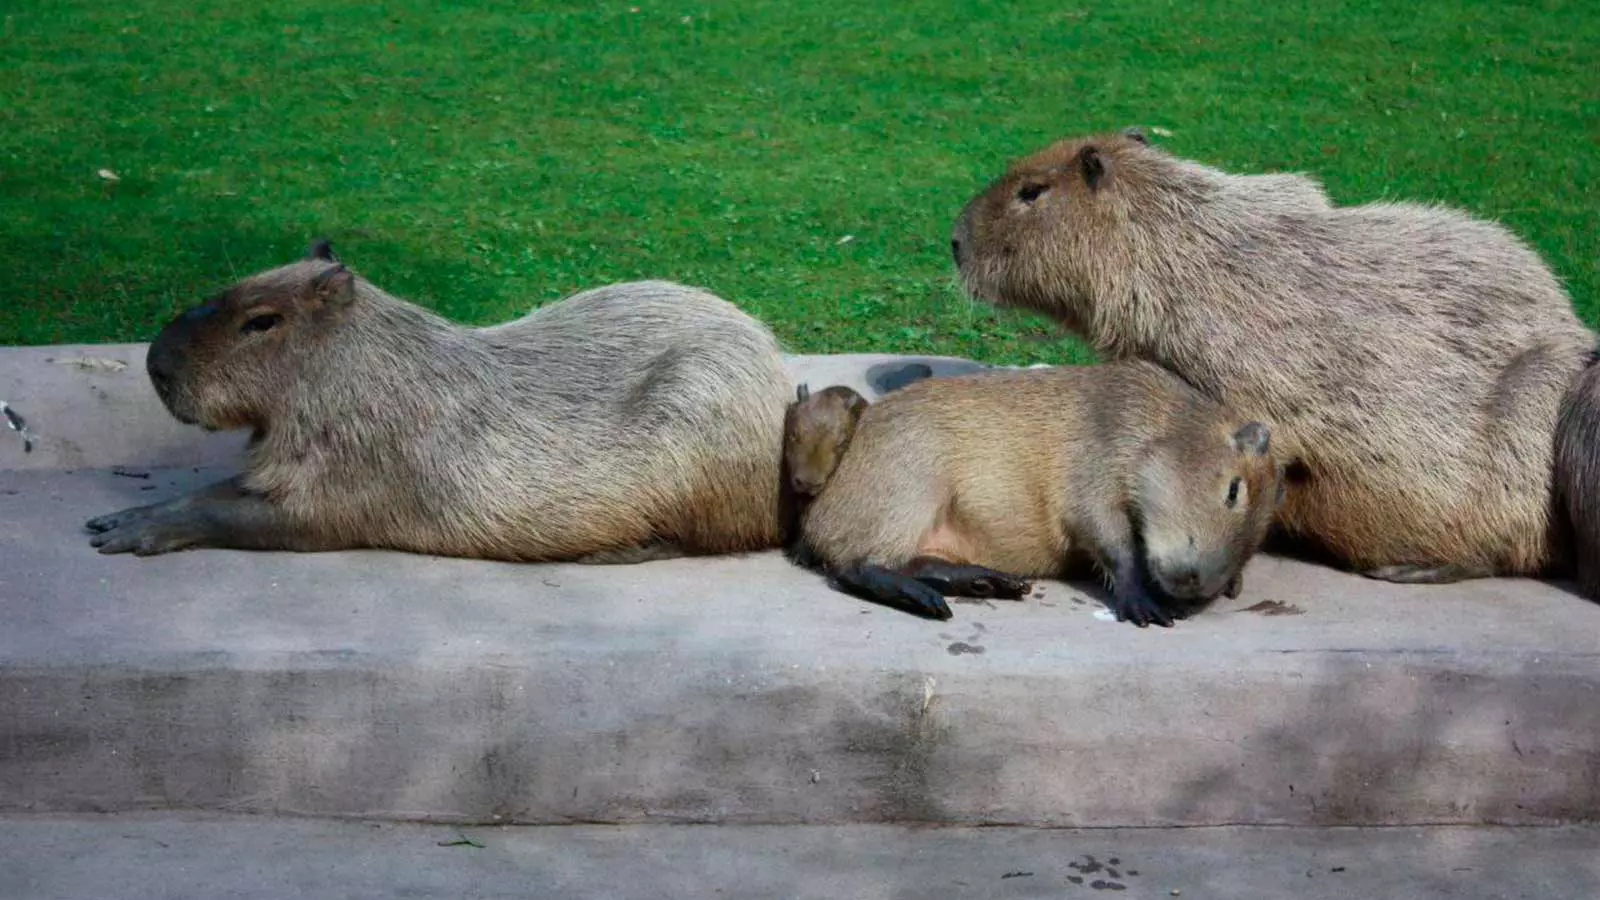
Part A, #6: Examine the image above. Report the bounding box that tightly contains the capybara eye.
[1226,477,1242,509]
[1016,183,1048,204]
[241,313,283,334]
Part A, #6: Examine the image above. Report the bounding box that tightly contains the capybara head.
[1135,420,1285,603]
[145,240,356,429]
[949,128,1160,315]
[784,383,869,497]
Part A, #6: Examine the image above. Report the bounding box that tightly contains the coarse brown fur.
[951,131,1597,589]
[86,241,793,562]
[796,361,1285,624]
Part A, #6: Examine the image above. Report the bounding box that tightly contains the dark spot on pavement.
[1240,599,1303,616]
[1067,876,1084,885]
[1090,880,1126,891]
[111,466,151,479]
[947,642,985,656]
[1069,856,1104,875]
[1001,871,1033,879]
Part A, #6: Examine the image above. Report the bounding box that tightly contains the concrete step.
[2,344,1598,828]
[4,815,1596,900]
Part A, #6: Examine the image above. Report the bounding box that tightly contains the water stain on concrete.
[946,642,985,656]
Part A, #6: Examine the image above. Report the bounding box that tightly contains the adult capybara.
[951,129,1598,594]
[87,241,792,563]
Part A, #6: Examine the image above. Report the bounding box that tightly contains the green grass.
[1,0,1594,364]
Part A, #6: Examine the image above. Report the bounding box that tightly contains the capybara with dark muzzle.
[790,362,1285,625]
[87,240,793,563]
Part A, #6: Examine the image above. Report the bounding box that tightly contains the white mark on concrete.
[1092,608,1117,622]
[53,356,128,373]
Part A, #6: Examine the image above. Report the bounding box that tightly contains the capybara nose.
[950,205,975,268]
[1166,568,1203,597]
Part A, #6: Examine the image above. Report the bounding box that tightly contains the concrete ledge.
[5,815,1597,900]
[1,345,1598,828]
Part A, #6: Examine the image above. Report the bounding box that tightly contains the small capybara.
[789,361,1286,625]
[951,129,1600,595]
[784,383,869,499]
[86,240,793,563]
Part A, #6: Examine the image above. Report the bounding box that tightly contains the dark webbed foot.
[1108,562,1175,628]
[88,513,209,556]
[902,557,1032,600]
[831,563,953,620]
[1363,563,1493,585]
[85,503,162,534]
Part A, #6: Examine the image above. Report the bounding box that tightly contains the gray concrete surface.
[3,815,1595,900]
[2,344,1598,828]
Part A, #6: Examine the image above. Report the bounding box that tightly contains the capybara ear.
[310,264,355,306]
[796,383,811,403]
[1120,126,1149,145]
[1077,145,1107,190]
[306,238,338,262]
[1231,421,1272,456]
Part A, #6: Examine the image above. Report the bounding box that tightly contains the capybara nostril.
[950,239,963,265]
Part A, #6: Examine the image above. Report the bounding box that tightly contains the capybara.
[791,362,1285,625]
[87,240,792,563]
[952,129,1597,594]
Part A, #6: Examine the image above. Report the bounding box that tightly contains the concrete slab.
[1,344,1598,828]
[3,815,1596,900]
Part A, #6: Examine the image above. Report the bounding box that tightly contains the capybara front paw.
[85,504,158,534]
[970,572,1032,600]
[1109,587,1175,629]
[902,580,955,620]
[88,517,203,556]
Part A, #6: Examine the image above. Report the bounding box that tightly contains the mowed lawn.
[0,0,1594,363]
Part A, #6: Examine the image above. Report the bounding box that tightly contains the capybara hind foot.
[1363,563,1494,585]
[901,556,1031,599]
[830,563,954,620]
